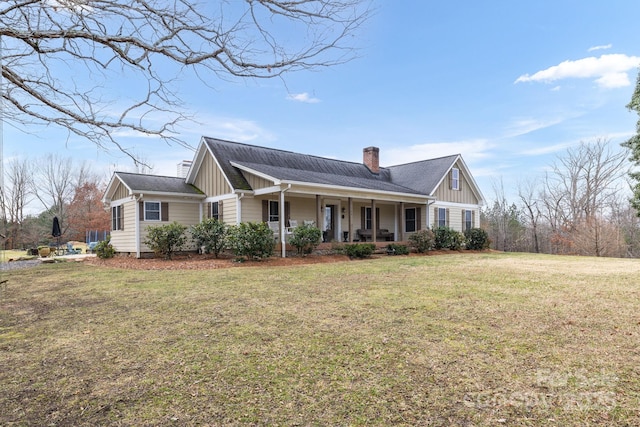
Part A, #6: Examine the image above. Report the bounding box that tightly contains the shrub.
[344,243,376,259]
[190,218,228,258]
[228,222,275,260]
[289,223,322,255]
[144,221,188,259]
[386,243,410,255]
[433,226,464,250]
[408,229,435,253]
[464,228,490,250]
[95,238,116,259]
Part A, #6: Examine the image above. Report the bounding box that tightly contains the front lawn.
[1,252,639,426]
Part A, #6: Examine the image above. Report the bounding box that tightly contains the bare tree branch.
[0,0,371,161]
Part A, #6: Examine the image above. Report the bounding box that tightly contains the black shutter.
[161,202,169,221]
[262,200,268,222]
[139,201,144,221]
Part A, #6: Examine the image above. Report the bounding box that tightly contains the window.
[364,207,372,230]
[268,200,279,222]
[210,201,220,220]
[405,208,416,232]
[111,205,123,231]
[144,201,161,221]
[464,209,473,232]
[437,207,447,227]
[451,167,460,190]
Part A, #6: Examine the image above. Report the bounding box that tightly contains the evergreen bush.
[464,228,490,250]
[408,229,435,253]
[190,218,228,258]
[143,222,188,259]
[344,243,376,259]
[95,238,116,259]
[289,223,322,255]
[433,226,465,250]
[228,222,275,260]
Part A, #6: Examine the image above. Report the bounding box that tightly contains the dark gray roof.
[203,137,462,197]
[115,172,204,195]
[234,161,423,194]
[204,137,422,194]
[387,155,459,195]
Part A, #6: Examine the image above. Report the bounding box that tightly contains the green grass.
[1,252,639,426]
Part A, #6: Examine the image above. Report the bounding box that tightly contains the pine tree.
[622,70,640,214]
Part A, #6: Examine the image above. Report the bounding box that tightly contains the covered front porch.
[251,187,435,257]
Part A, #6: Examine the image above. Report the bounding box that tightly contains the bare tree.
[541,138,628,256]
[0,156,33,248]
[32,154,76,235]
[517,178,542,253]
[1,1,370,161]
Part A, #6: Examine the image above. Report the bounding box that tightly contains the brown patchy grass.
[1,252,640,426]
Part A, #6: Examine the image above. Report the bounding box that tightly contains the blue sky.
[4,1,640,203]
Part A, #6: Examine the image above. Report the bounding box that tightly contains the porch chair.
[267,221,280,240]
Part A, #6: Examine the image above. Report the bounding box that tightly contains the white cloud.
[175,114,276,144]
[588,44,612,52]
[515,54,640,88]
[519,141,574,156]
[286,92,321,104]
[382,139,493,166]
[503,117,566,138]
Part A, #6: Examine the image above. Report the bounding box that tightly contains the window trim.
[268,200,279,222]
[144,201,161,221]
[451,167,460,190]
[111,205,123,231]
[437,207,447,228]
[210,201,220,220]
[464,209,473,232]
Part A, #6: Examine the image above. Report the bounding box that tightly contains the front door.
[324,204,336,241]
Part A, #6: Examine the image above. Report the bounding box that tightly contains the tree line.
[0,154,110,250]
[482,138,640,257]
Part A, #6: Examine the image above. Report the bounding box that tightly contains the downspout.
[280,184,291,258]
[135,194,143,258]
[236,192,244,224]
[426,199,436,229]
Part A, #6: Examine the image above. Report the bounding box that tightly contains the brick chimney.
[363,146,380,173]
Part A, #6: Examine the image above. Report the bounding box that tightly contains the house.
[103,137,485,257]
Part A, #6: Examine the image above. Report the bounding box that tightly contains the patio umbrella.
[52,216,61,253]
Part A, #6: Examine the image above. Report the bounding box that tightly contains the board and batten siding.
[433,163,479,205]
[193,152,231,197]
[112,181,129,200]
[244,173,274,190]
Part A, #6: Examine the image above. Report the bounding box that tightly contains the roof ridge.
[115,171,185,180]
[387,153,460,168]
[203,136,366,168]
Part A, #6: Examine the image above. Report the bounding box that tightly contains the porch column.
[371,199,377,242]
[400,202,405,241]
[316,195,322,231]
[425,201,431,230]
[280,189,286,258]
[348,197,353,243]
